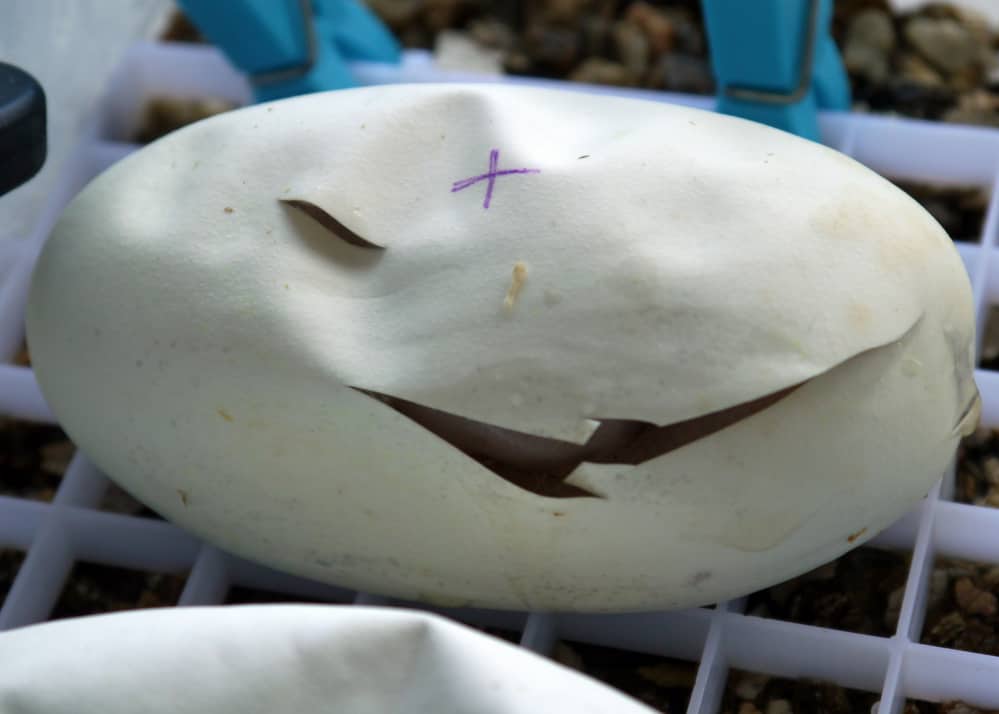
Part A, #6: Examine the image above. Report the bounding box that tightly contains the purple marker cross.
[451,149,540,209]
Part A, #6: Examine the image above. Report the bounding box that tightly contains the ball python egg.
[0,605,658,713]
[26,84,978,611]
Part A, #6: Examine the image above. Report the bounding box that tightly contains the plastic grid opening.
[3,41,999,714]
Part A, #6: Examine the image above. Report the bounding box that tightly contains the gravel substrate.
[745,547,911,637]
[554,639,697,713]
[0,418,73,503]
[50,561,187,621]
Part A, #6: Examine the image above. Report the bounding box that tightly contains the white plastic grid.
[2,40,999,714]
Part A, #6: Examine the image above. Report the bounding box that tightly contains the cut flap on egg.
[281,199,385,250]
[353,383,804,498]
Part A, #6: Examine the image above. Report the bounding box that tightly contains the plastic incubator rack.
[2,41,999,714]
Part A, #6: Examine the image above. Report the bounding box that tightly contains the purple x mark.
[451,149,541,209]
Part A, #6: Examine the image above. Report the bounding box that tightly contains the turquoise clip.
[176,0,401,102]
[701,0,851,142]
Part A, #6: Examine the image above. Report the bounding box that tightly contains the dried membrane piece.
[27,84,977,611]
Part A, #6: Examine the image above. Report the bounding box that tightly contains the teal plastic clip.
[701,0,851,142]
[176,0,401,102]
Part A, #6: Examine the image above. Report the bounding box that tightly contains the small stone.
[981,566,999,590]
[612,21,650,80]
[947,560,976,580]
[763,578,800,608]
[637,661,696,689]
[954,576,998,616]
[539,0,587,26]
[159,9,206,43]
[398,25,433,50]
[734,671,771,701]
[423,0,469,32]
[940,702,989,714]
[801,560,839,581]
[765,700,792,714]
[864,78,956,120]
[502,50,533,75]
[844,42,890,83]
[963,427,994,449]
[981,313,999,370]
[926,610,966,646]
[985,487,999,508]
[738,703,763,714]
[134,96,236,144]
[953,5,995,70]
[647,53,714,94]
[523,24,581,76]
[552,642,584,671]
[955,617,999,654]
[434,30,504,74]
[365,0,422,31]
[468,19,515,51]
[943,89,999,128]
[928,568,950,610]
[884,585,905,632]
[569,58,634,87]
[843,9,895,83]
[101,482,155,517]
[847,9,896,52]
[40,440,74,475]
[13,342,30,367]
[580,15,611,58]
[983,457,999,486]
[625,2,675,54]
[898,52,944,87]
[904,17,978,75]
[660,8,706,56]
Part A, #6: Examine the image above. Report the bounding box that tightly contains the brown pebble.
[611,20,649,80]
[928,568,951,610]
[954,576,997,616]
[738,703,763,714]
[134,96,235,144]
[885,585,905,632]
[522,23,581,75]
[625,1,675,54]
[765,700,792,714]
[569,57,634,86]
[365,0,421,31]
[13,342,30,366]
[734,672,771,701]
[927,610,967,645]
[40,440,75,475]
[552,642,584,671]
[637,661,697,689]
[981,566,999,590]
[984,457,999,486]
[538,0,587,26]
[940,702,991,714]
